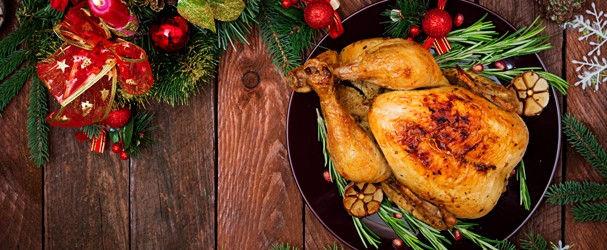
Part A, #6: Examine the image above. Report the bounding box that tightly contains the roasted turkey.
[287,37,530,229]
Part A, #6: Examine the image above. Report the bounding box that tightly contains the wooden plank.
[217,28,302,249]
[564,1,607,248]
[478,0,564,244]
[129,90,216,249]
[0,0,42,248]
[304,207,343,249]
[44,130,129,249]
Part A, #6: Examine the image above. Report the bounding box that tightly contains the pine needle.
[520,233,548,250]
[546,181,607,205]
[572,202,607,222]
[0,67,32,115]
[382,0,428,38]
[0,22,32,58]
[562,114,607,179]
[80,124,104,139]
[0,50,29,81]
[269,243,300,250]
[27,75,49,167]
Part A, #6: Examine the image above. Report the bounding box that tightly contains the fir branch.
[258,0,312,74]
[0,22,33,58]
[269,243,300,250]
[520,233,548,250]
[27,75,49,167]
[562,114,607,179]
[495,240,517,250]
[0,67,32,115]
[80,124,103,139]
[572,202,607,222]
[381,0,428,38]
[546,181,607,205]
[125,112,156,157]
[0,50,29,81]
[217,0,260,51]
[517,160,531,211]
[322,242,343,250]
[437,17,551,69]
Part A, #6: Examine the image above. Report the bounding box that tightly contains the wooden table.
[2,0,607,249]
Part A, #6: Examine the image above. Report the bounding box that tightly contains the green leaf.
[122,118,135,149]
[109,130,121,144]
[211,0,246,22]
[178,0,217,32]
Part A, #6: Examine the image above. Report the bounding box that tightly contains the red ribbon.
[36,5,153,128]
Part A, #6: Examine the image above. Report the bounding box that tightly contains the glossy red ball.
[454,13,464,27]
[422,8,452,38]
[409,25,421,37]
[304,1,334,29]
[281,0,292,8]
[150,15,190,52]
[119,151,129,160]
[102,107,131,128]
[111,143,123,153]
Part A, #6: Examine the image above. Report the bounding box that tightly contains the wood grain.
[129,88,216,249]
[217,28,302,249]
[44,131,129,249]
[478,0,565,245]
[0,1,42,248]
[564,1,607,248]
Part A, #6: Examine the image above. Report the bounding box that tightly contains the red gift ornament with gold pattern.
[36,4,153,128]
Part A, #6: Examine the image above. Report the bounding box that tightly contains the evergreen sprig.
[382,0,428,38]
[562,114,607,179]
[216,0,260,51]
[0,50,29,81]
[258,0,315,74]
[27,75,50,167]
[81,124,104,139]
[546,181,607,205]
[520,233,548,250]
[572,202,607,222]
[125,112,155,157]
[0,68,32,115]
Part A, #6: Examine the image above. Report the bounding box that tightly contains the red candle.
[88,0,131,28]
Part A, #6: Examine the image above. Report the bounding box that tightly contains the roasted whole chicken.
[287,38,530,229]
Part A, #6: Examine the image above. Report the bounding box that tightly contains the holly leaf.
[178,0,217,32]
[109,130,120,144]
[122,118,135,149]
[210,0,245,22]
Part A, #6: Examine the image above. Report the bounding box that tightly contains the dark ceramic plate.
[286,0,561,249]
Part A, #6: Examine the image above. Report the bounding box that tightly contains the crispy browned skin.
[334,38,450,90]
[369,87,529,218]
[286,51,392,183]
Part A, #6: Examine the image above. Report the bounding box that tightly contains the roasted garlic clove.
[509,71,550,116]
[343,182,383,217]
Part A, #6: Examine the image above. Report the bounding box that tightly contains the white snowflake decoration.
[570,2,607,90]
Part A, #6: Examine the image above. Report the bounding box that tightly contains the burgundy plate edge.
[285,0,562,247]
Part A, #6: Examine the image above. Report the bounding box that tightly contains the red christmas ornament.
[102,107,131,128]
[111,143,123,153]
[304,1,334,29]
[150,15,190,52]
[409,25,421,37]
[281,0,292,8]
[422,8,452,38]
[119,151,129,160]
[454,13,464,27]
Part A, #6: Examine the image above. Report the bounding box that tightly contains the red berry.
[323,170,332,182]
[304,1,334,29]
[119,151,129,160]
[392,238,403,248]
[454,13,464,27]
[393,213,403,219]
[472,64,484,73]
[111,143,123,153]
[453,229,463,241]
[102,107,131,128]
[494,60,507,71]
[290,0,298,4]
[281,0,292,8]
[409,25,421,37]
[422,9,452,38]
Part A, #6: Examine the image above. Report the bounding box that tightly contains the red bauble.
[281,0,292,8]
[409,25,421,37]
[304,1,334,29]
[111,143,123,153]
[454,13,464,27]
[119,151,129,160]
[150,15,190,52]
[422,8,452,38]
[102,107,131,128]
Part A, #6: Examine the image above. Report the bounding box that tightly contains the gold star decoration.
[100,88,110,101]
[81,57,92,68]
[81,101,94,116]
[56,59,69,72]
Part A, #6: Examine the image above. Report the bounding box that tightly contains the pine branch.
[572,202,607,222]
[0,50,29,81]
[382,0,428,38]
[520,233,548,250]
[562,114,607,179]
[125,112,156,157]
[0,67,32,115]
[27,75,49,167]
[269,243,300,250]
[80,124,103,139]
[217,0,260,51]
[0,22,32,58]
[546,181,607,205]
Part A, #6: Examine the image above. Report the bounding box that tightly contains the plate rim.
[286,0,562,248]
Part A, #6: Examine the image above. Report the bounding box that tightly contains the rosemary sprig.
[517,160,531,211]
[481,67,569,95]
[316,110,381,248]
[377,205,431,250]
[437,17,552,69]
[446,14,497,44]
[453,222,504,250]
